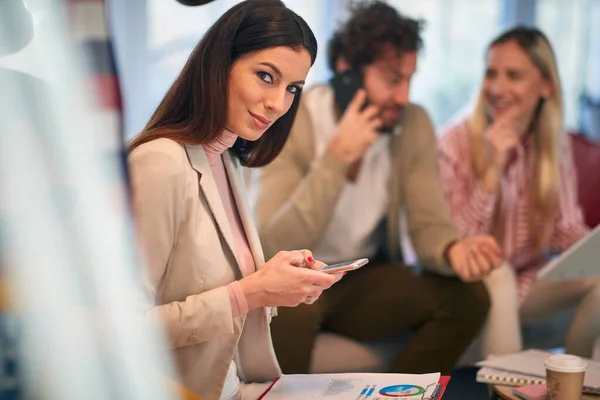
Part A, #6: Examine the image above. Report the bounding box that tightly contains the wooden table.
[491,384,599,399]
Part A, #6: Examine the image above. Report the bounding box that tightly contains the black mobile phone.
[330,69,365,114]
[330,70,392,134]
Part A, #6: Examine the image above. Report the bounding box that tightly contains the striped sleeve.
[550,137,589,252]
[438,123,498,237]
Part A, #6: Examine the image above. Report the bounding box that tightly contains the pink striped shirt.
[438,120,589,305]
[203,131,254,319]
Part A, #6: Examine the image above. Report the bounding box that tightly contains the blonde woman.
[438,26,600,359]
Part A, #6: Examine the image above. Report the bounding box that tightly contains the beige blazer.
[255,85,459,275]
[129,138,281,400]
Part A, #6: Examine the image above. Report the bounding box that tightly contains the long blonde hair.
[467,27,563,254]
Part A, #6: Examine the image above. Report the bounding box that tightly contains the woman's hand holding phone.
[328,89,382,165]
[239,250,343,308]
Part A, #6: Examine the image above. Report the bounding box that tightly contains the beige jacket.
[129,139,280,400]
[255,85,458,275]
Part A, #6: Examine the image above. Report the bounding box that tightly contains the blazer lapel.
[222,154,281,378]
[184,145,242,273]
[223,152,266,270]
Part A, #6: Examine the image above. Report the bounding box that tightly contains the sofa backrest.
[569,133,600,228]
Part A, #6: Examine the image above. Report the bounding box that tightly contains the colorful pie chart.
[379,384,425,397]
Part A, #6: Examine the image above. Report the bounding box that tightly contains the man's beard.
[380,106,405,131]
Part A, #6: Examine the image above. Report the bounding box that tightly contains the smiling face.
[483,40,552,133]
[225,46,312,141]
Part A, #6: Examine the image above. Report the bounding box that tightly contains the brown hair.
[129,0,317,167]
[327,0,423,72]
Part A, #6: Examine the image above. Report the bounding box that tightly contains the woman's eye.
[257,71,273,84]
[287,85,301,94]
[508,71,523,81]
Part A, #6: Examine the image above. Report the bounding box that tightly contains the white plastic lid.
[544,354,587,373]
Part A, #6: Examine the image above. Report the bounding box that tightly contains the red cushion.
[569,133,600,228]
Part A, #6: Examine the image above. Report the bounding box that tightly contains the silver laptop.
[538,224,600,282]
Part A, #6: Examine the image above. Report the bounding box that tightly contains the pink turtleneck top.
[202,131,254,318]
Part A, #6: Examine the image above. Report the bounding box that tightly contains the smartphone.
[320,258,369,274]
[330,69,365,115]
[330,70,392,134]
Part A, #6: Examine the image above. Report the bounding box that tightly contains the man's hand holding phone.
[328,89,382,165]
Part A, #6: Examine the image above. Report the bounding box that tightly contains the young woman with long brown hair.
[128,1,342,398]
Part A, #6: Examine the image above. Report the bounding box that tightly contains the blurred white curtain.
[0,1,177,399]
[387,0,502,129]
[536,0,598,131]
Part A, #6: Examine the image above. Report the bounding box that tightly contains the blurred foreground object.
[0,1,180,399]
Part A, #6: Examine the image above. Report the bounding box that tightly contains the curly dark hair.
[327,0,424,72]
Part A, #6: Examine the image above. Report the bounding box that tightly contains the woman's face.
[226,46,311,141]
[483,40,552,133]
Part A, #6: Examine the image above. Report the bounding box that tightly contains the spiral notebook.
[476,349,600,395]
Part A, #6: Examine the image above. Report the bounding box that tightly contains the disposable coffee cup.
[544,354,587,400]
